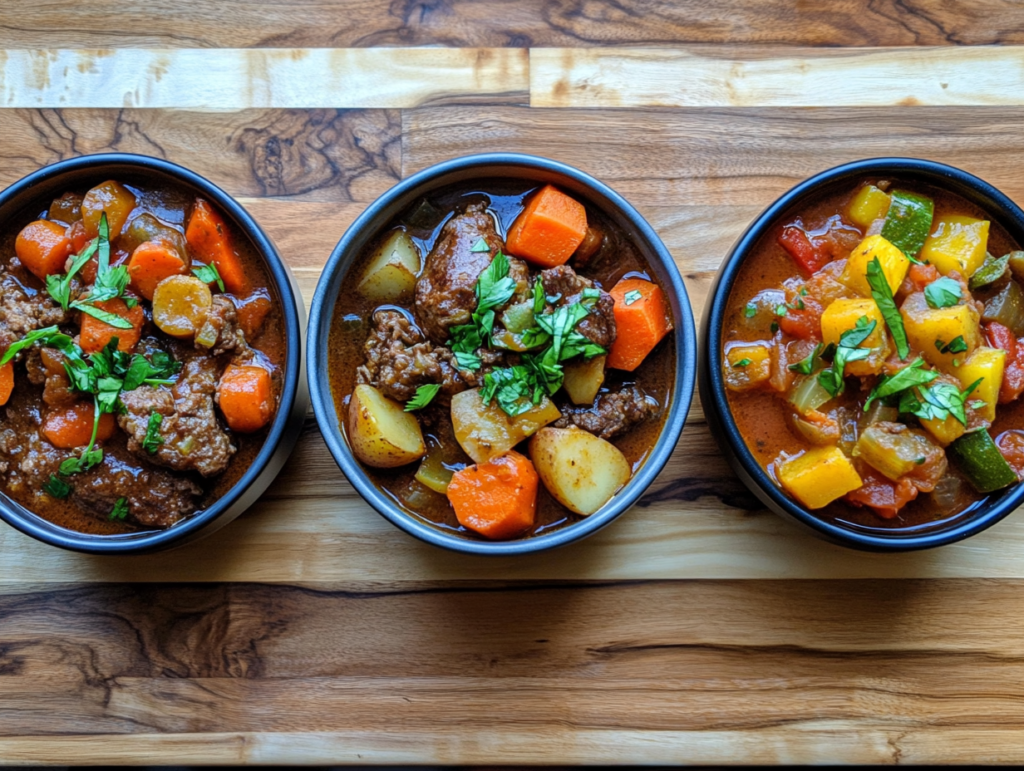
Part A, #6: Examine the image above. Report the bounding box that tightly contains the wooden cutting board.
[4,2,1024,764]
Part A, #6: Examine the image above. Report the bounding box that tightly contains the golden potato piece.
[347,384,426,468]
[152,275,213,339]
[529,426,631,515]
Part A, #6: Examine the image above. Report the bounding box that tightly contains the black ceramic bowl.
[308,153,696,555]
[0,154,308,554]
[700,157,1024,552]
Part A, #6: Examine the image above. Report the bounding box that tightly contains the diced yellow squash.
[820,298,888,376]
[846,185,891,230]
[920,413,966,447]
[777,446,863,510]
[901,291,982,373]
[724,343,771,392]
[841,234,910,298]
[956,346,1006,423]
[920,215,990,277]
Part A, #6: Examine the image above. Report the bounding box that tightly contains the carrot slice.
[79,298,144,354]
[607,278,673,371]
[68,220,90,255]
[0,362,13,406]
[128,241,188,300]
[505,185,588,268]
[186,199,248,294]
[15,220,73,281]
[447,451,538,540]
[42,401,116,449]
[217,364,275,433]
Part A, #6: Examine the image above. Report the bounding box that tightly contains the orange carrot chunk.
[505,185,588,268]
[79,298,144,354]
[0,362,13,406]
[607,278,673,371]
[446,450,538,540]
[15,220,73,281]
[42,401,116,449]
[128,241,188,300]
[186,199,248,294]
[218,364,275,433]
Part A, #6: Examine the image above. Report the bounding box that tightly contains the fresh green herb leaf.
[58,397,104,475]
[43,475,72,499]
[192,262,226,293]
[866,256,910,359]
[125,297,138,309]
[936,335,969,355]
[532,280,546,314]
[97,212,110,275]
[817,316,877,398]
[900,377,982,426]
[770,321,779,334]
[863,358,938,410]
[404,384,441,412]
[142,412,164,453]
[744,303,757,319]
[45,240,97,311]
[800,287,809,297]
[788,343,823,375]
[774,304,788,317]
[83,264,129,304]
[970,399,987,410]
[970,252,1011,290]
[109,497,129,521]
[924,276,962,309]
[581,287,601,301]
[0,326,71,366]
[72,301,134,329]
[453,350,482,370]
[469,237,490,253]
[476,252,517,313]
[732,358,752,368]
[481,366,535,416]
[624,289,642,306]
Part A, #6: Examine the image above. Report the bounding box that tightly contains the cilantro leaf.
[866,257,910,359]
[863,357,938,410]
[924,276,962,309]
[476,252,517,313]
[192,262,226,293]
[109,497,129,521]
[43,475,72,499]
[404,384,441,412]
[142,412,165,453]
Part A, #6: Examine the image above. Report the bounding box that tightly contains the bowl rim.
[0,152,306,554]
[307,152,696,555]
[700,156,1024,551]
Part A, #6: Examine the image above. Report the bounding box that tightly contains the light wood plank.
[3,1,1023,49]
[402,105,1024,208]
[0,48,528,110]
[531,47,1024,108]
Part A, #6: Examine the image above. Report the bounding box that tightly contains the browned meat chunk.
[118,355,236,477]
[414,202,529,344]
[195,295,248,356]
[540,265,617,349]
[72,449,202,528]
[553,385,659,440]
[24,348,76,407]
[356,310,469,402]
[0,271,68,356]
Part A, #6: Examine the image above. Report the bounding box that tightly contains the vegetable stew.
[328,180,676,540]
[0,179,285,534]
[723,178,1024,533]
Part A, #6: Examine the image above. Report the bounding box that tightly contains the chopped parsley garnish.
[469,237,490,253]
[936,336,969,355]
[58,396,105,475]
[72,301,134,329]
[863,357,938,410]
[109,497,129,521]
[817,316,876,398]
[899,378,982,426]
[142,412,165,453]
[43,474,72,499]
[447,251,518,370]
[192,262,225,293]
[532,279,546,314]
[744,303,757,318]
[865,256,909,359]
[404,383,441,412]
[924,276,962,309]
[788,343,823,375]
[46,240,97,311]
[732,358,752,368]
[624,289,643,306]
[774,304,788,317]
[770,321,779,334]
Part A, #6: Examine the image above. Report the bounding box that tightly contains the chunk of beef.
[553,385,659,440]
[0,271,68,356]
[118,354,236,477]
[356,310,470,402]
[414,202,529,344]
[72,449,202,528]
[24,347,76,407]
[540,265,617,348]
[195,295,248,356]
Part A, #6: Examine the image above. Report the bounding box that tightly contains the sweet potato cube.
[846,185,891,230]
[841,235,910,298]
[920,215,989,277]
[820,298,888,376]
[778,446,863,510]
[901,291,981,373]
[956,346,1006,423]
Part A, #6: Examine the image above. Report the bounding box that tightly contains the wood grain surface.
[4,1,1024,765]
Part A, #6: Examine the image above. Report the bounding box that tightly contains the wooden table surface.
[4,2,1024,765]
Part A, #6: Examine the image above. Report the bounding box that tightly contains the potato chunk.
[529,427,631,515]
[563,355,606,404]
[841,234,909,298]
[451,388,560,464]
[357,228,421,302]
[901,291,981,372]
[921,215,990,277]
[777,446,862,510]
[820,298,889,376]
[347,384,426,468]
[956,346,1006,423]
[723,343,771,391]
[846,185,891,230]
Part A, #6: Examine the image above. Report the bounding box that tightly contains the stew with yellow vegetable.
[0,179,284,534]
[723,178,1024,532]
[329,181,676,540]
